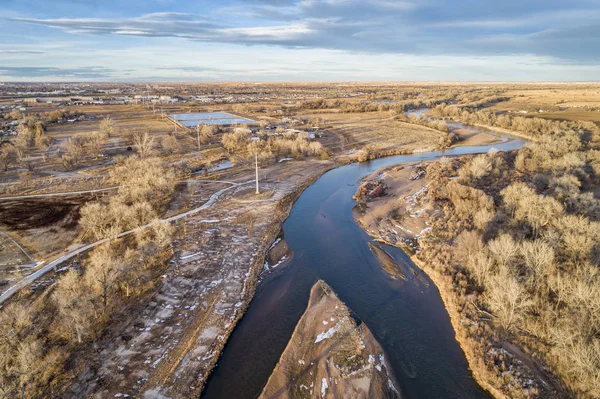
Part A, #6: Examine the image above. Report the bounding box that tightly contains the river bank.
[59,159,336,398]
[203,142,532,398]
[352,157,561,399]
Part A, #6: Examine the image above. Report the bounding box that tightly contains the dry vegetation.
[402,127,600,397]
[0,156,176,397]
[2,82,600,398]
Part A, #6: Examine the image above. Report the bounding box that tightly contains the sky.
[1,0,599,82]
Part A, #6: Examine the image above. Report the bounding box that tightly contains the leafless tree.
[85,245,122,312]
[89,130,108,158]
[100,116,116,137]
[0,145,17,171]
[161,133,179,154]
[485,271,532,332]
[488,234,519,269]
[52,270,95,344]
[132,131,155,158]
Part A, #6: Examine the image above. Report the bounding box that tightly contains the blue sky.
[1,0,599,81]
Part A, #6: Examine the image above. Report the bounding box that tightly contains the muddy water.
[202,129,525,399]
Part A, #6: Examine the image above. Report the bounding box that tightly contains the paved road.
[0,180,253,305]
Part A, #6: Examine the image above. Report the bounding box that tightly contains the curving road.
[0,180,253,305]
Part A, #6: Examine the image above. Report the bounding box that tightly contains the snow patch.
[315,321,341,343]
[321,378,329,396]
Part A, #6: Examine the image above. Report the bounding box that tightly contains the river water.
[202,116,525,399]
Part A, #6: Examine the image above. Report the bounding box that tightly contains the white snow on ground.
[263,255,288,272]
[416,226,431,237]
[358,336,366,349]
[279,158,294,163]
[394,224,413,235]
[269,238,282,249]
[388,378,401,395]
[321,378,329,396]
[315,321,341,343]
[322,320,328,325]
[379,354,386,368]
[271,255,287,269]
[197,217,234,224]
[180,251,203,260]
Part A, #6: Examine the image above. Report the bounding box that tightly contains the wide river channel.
[202,113,525,398]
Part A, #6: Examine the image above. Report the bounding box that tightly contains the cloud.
[6,0,600,69]
[1,50,46,54]
[12,12,217,38]
[0,66,115,78]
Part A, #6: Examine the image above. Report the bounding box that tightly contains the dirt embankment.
[353,162,434,254]
[260,280,400,399]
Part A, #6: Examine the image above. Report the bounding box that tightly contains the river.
[201,114,525,399]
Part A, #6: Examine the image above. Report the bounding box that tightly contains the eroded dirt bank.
[353,162,434,255]
[260,280,400,399]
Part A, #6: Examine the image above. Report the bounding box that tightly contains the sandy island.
[260,280,400,399]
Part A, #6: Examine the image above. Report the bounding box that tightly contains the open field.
[0,231,33,271]
[303,111,445,154]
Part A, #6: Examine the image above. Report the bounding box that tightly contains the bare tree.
[89,130,108,158]
[222,130,249,154]
[521,240,555,279]
[100,116,115,137]
[0,145,17,171]
[85,245,122,312]
[79,202,115,240]
[132,131,155,158]
[61,135,88,167]
[161,133,179,154]
[488,234,519,269]
[52,270,95,344]
[485,271,532,332]
[13,129,30,159]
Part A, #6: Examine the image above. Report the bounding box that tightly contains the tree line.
[414,128,600,397]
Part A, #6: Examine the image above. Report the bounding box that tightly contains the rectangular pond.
[169,111,256,127]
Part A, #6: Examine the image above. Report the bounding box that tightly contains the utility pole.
[255,153,260,194]
[196,124,201,152]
